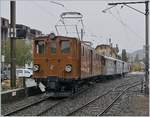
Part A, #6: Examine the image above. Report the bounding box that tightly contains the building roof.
[95,44,110,49]
[95,44,118,56]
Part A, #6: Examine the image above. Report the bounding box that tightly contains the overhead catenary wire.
[107,8,144,41]
[49,0,69,11]
[102,1,144,41]
[32,1,71,34]
[101,1,144,46]
[32,1,58,19]
[115,6,134,42]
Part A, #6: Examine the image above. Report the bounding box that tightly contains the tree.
[117,55,122,60]
[3,39,32,66]
[142,57,146,64]
[122,49,128,62]
[134,54,139,63]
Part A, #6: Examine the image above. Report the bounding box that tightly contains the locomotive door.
[48,38,70,77]
[90,50,93,75]
[48,37,77,78]
[59,39,73,78]
[114,61,117,74]
[48,39,59,76]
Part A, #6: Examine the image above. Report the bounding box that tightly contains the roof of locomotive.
[34,34,80,41]
[34,34,96,51]
[104,56,125,63]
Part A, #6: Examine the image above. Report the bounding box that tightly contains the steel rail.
[4,95,51,116]
[36,99,65,116]
[37,83,95,116]
[97,82,141,116]
[66,81,141,116]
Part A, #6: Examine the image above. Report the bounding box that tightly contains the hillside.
[128,49,144,62]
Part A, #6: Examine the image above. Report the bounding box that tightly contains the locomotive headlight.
[33,64,40,72]
[65,64,72,72]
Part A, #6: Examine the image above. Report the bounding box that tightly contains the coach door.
[122,62,124,74]
[90,50,93,75]
[114,61,117,74]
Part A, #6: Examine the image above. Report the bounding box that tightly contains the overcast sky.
[1,0,150,53]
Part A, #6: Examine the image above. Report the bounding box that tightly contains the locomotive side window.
[50,42,56,54]
[61,41,70,53]
[35,41,45,55]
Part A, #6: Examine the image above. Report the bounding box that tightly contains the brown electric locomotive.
[33,33,106,96]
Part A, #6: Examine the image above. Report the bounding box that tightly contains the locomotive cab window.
[35,41,45,55]
[50,42,56,54]
[61,41,70,53]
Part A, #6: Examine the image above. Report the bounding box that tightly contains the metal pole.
[10,1,16,88]
[144,1,149,95]
[107,1,149,95]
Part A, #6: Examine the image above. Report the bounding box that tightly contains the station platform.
[1,78,40,104]
[1,88,27,104]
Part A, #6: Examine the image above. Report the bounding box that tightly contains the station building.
[95,44,119,59]
[16,24,42,39]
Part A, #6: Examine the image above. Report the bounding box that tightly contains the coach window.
[50,42,56,54]
[61,41,70,53]
[36,41,45,55]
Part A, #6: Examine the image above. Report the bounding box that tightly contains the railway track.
[3,94,56,116]
[4,95,68,116]
[38,78,142,116]
[37,83,95,116]
[3,76,143,116]
[36,99,65,116]
[66,81,142,116]
[97,83,141,116]
[3,83,94,116]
